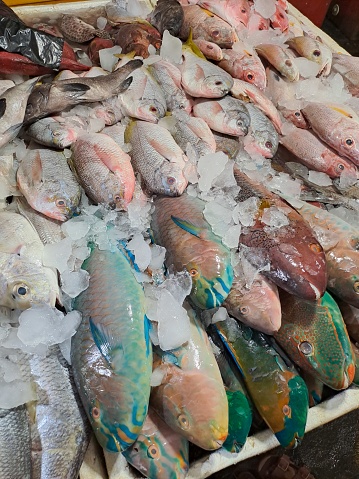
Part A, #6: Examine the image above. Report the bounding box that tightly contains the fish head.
[327,250,359,308]
[154,163,188,196]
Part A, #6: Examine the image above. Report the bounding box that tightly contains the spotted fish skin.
[71,245,152,452]
[151,193,233,309]
[274,290,355,391]
[215,317,309,449]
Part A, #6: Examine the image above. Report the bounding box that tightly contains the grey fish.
[147,0,184,36]
[59,14,112,43]
[0,406,31,479]
[24,59,143,124]
[0,77,38,149]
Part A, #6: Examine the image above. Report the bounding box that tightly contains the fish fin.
[171,216,206,239]
[0,98,6,119]
[30,151,43,186]
[60,83,91,93]
[184,29,206,60]
[89,317,123,367]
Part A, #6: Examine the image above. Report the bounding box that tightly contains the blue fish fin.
[171,216,205,239]
[89,318,123,367]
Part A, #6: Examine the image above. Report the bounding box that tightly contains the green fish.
[71,244,152,452]
[215,317,309,449]
[274,290,355,391]
[151,193,234,309]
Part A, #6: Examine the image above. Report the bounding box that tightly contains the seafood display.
[1,0,359,478]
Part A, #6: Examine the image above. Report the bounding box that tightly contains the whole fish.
[270,3,289,32]
[231,78,282,133]
[223,269,282,334]
[71,245,152,452]
[218,46,267,91]
[114,23,162,59]
[193,38,224,61]
[24,59,142,124]
[29,348,90,479]
[280,128,358,179]
[147,60,192,113]
[336,298,359,344]
[26,116,82,149]
[233,166,327,300]
[151,194,233,309]
[274,290,355,390]
[165,110,217,158]
[192,96,250,136]
[180,5,236,48]
[0,406,31,479]
[147,0,184,36]
[59,14,112,43]
[256,44,300,82]
[124,120,188,196]
[283,198,359,308]
[196,0,251,28]
[301,102,359,166]
[244,102,279,157]
[122,408,189,479]
[0,77,38,149]
[151,305,228,450]
[17,149,81,222]
[119,67,167,123]
[70,132,135,210]
[179,38,234,98]
[215,317,309,449]
[286,36,332,76]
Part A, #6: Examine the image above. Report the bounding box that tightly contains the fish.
[301,102,359,166]
[124,120,188,196]
[114,23,162,59]
[151,193,233,309]
[59,14,112,43]
[122,407,189,479]
[280,128,358,179]
[180,5,236,48]
[17,149,81,222]
[0,406,31,479]
[274,290,355,391]
[71,244,152,452]
[233,166,327,300]
[196,0,251,28]
[147,0,184,36]
[223,266,282,334]
[231,78,282,133]
[192,96,250,136]
[286,36,332,76]
[163,110,217,158]
[26,116,82,149]
[179,37,234,98]
[270,3,289,32]
[119,66,167,123]
[283,198,359,308]
[218,46,267,91]
[0,77,38,149]
[243,102,279,157]
[256,44,299,82]
[24,59,142,124]
[215,316,309,449]
[29,347,90,479]
[147,60,192,113]
[70,132,135,210]
[151,304,228,450]
[193,38,224,61]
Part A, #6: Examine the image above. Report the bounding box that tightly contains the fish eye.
[240,306,249,315]
[149,106,158,113]
[309,243,322,253]
[56,198,66,207]
[246,73,254,81]
[354,281,359,293]
[91,407,100,419]
[211,29,220,38]
[294,111,301,117]
[283,405,291,417]
[147,443,160,459]
[167,176,176,186]
[178,414,190,430]
[346,138,354,147]
[299,341,313,355]
[285,59,292,67]
[313,49,321,57]
[189,268,199,277]
[265,141,273,149]
[13,283,29,298]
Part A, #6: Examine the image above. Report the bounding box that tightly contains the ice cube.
[62,218,90,240]
[160,30,183,64]
[61,270,90,298]
[160,271,192,305]
[0,378,36,409]
[253,0,276,18]
[308,170,333,186]
[99,46,123,72]
[127,234,152,271]
[222,224,242,248]
[43,238,73,273]
[198,152,228,192]
[292,57,321,78]
[212,307,228,323]
[232,197,259,227]
[157,290,191,350]
[150,367,165,386]
[261,206,289,228]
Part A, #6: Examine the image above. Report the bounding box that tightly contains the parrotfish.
[151,193,234,309]
[122,407,189,479]
[274,290,355,391]
[233,166,327,301]
[71,244,152,452]
[215,316,309,449]
[150,305,228,450]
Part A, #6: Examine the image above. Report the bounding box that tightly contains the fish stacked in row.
[0,0,359,478]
